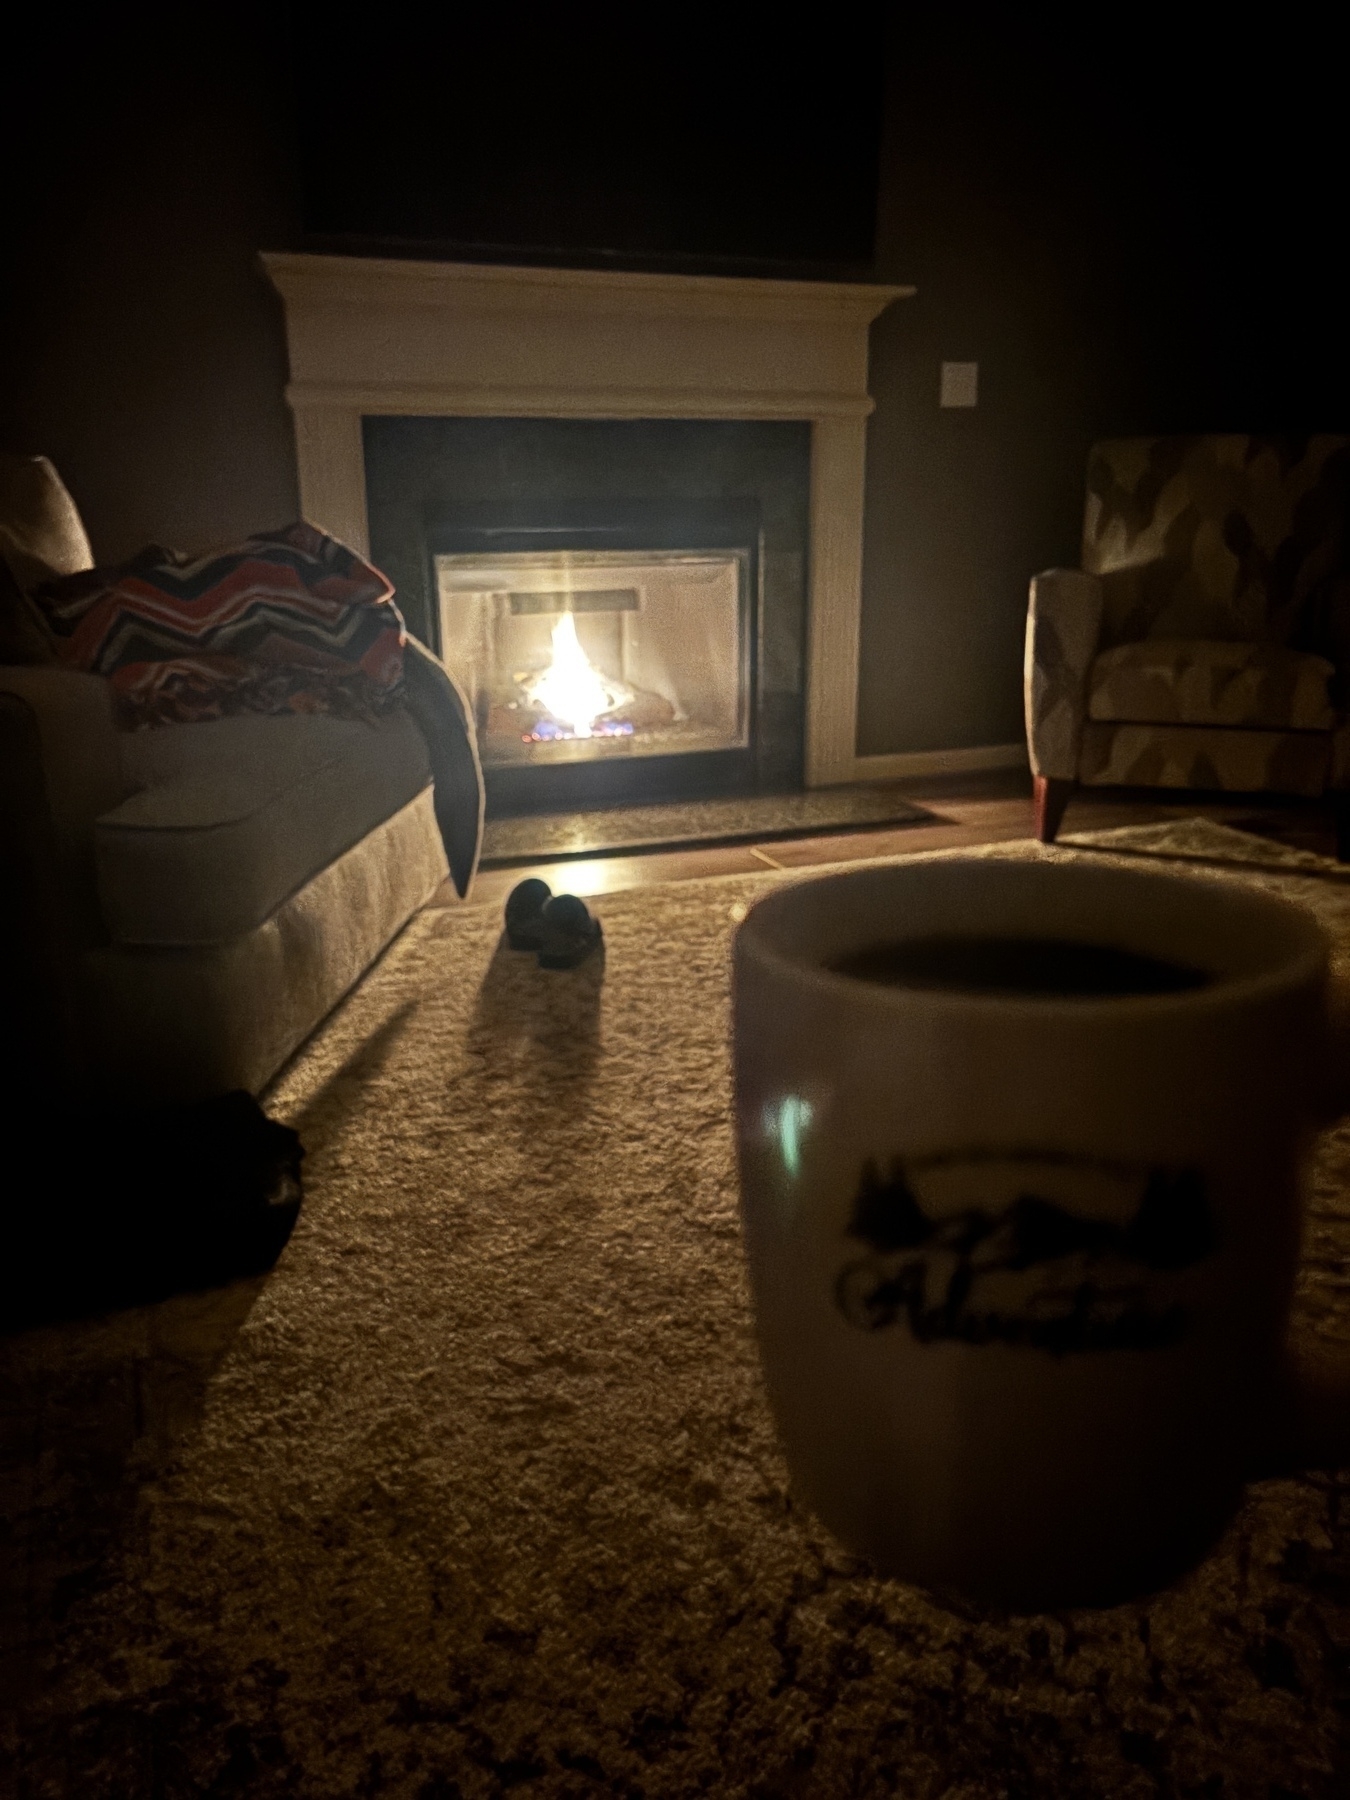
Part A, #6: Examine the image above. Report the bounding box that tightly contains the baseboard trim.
[842,743,1028,784]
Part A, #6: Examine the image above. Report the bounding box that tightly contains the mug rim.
[734,851,1330,1019]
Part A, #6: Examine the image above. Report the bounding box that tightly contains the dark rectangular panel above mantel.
[290,10,884,274]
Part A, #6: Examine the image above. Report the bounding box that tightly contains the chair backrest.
[1083,435,1350,655]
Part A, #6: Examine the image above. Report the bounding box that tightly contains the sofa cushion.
[1087,639,1336,730]
[96,709,432,947]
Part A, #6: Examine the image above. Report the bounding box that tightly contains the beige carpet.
[5,825,1350,1797]
[1062,815,1350,883]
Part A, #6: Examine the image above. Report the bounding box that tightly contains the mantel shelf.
[262,252,913,327]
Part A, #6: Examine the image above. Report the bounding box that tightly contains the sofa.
[1,455,481,1106]
[1024,434,1350,849]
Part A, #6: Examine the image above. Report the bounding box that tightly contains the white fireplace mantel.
[262,252,914,786]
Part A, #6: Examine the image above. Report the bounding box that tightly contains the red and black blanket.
[31,521,405,728]
[31,521,483,895]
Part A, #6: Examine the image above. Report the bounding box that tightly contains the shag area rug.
[4,824,1350,1798]
[480,785,931,865]
[1062,815,1350,883]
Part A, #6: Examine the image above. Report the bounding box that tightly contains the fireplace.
[260,254,913,794]
[437,516,751,748]
[365,423,806,811]
[436,537,754,810]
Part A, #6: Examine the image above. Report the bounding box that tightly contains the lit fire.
[523,611,631,740]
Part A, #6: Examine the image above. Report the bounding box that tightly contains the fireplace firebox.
[429,500,760,810]
[437,549,749,765]
[363,417,811,817]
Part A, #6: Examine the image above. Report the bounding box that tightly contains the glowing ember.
[523,611,631,739]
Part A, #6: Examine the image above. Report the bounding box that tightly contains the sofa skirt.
[80,785,449,1103]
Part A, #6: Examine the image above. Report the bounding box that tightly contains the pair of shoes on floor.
[504,878,603,969]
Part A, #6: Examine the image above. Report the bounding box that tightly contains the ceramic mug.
[732,854,1333,1610]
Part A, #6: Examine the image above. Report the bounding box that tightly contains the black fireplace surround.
[363,417,811,816]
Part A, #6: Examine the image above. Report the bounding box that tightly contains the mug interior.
[739,855,1326,1007]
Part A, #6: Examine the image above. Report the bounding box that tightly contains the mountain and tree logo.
[836,1152,1215,1354]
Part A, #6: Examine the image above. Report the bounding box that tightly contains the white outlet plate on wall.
[940,361,979,407]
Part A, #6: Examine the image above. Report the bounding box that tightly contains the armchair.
[1025,435,1350,852]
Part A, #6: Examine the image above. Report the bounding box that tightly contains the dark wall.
[1,11,300,562]
[295,10,883,273]
[5,18,1344,757]
[858,21,1350,755]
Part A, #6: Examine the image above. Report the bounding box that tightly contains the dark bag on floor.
[1,1091,303,1333]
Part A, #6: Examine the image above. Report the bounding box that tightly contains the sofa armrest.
[399,636,484,899]
[0,675,125,1091]
[0,667,132,903]
[0,694,92,1093]
[1023,569,1105,781]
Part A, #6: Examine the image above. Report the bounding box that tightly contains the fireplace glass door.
[435,549,750,771]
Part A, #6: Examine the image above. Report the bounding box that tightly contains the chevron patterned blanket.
[31,522,405,728]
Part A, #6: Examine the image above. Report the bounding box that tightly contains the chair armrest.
[1024,569,1105,781]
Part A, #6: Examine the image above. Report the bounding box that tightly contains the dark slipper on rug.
[504,877,552,950]
[537,893,603,969]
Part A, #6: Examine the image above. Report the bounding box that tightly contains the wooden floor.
[444,772,1343,911]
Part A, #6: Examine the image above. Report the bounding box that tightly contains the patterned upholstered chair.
[1025,435,1350,853]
